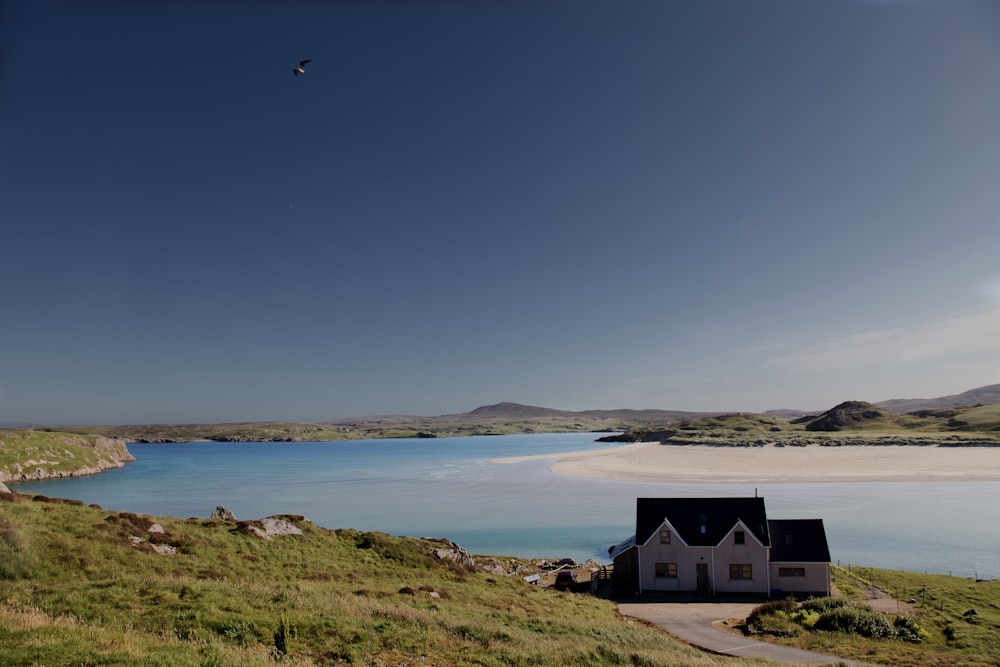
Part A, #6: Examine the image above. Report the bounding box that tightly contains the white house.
[610,497,830,598]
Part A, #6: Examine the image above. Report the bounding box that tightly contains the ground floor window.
[778,567,806,577]
[655,562,678,578]
[729,563,752,580]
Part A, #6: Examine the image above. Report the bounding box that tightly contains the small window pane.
[659,530,671,544]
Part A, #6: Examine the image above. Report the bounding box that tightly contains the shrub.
[815,605,893,638]
[747,597,798,627]
[800,596,853,613]
[893,614,930,642]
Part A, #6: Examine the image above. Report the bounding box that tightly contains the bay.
[9,433,999,579]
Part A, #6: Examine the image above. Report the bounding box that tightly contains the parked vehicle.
[553,570,577,591]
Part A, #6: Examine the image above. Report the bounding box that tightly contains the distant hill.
[877,383,1000,413]
[804,401,899,432]
[462,401,714,422]
[464,402,570,418]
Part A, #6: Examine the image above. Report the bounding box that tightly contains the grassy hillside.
[741,566,1000,667]
[608,403,1000,447]
[0,430,134,483]
[0,492,744,666]
[35,403,719,443]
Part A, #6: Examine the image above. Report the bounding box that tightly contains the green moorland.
[29,400,1000,447]
[0,492,747,667]
[739,565,1000,667]
[609,403,1000,447]
[35,418,622,443]
[0,430,134,483]
[33,403,717,443]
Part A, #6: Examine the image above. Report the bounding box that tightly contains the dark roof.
[636,497,770,548]
[767,519,831,562]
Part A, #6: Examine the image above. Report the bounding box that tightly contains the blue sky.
[3,0,1000,425]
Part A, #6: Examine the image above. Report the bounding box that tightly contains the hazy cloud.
[766,308,1000,373]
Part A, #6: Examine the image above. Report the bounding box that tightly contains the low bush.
[814,605,894,638]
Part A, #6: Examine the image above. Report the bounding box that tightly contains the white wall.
[769,562,830,596]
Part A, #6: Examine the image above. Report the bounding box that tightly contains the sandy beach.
[493,441,1000,483]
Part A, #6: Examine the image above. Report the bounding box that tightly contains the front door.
[696,563,709,596]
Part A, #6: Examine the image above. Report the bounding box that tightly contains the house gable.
[635,497,770,548]
[720,519,767,549]
[637,517,690,549]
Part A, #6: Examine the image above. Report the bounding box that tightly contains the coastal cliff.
[0,429,134,483]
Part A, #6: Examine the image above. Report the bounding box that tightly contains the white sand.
[492,442,1000,483]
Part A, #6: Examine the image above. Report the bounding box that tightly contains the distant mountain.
[465,402,570,418]
[461,401,717,422]
[877,384,1000,413]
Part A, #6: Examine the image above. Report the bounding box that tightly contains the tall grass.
[0,492,743,666]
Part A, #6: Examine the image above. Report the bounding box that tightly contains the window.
[729,564,752,580]
[734,530,745,545]
[659,530,671,544]
[778,567,806,577]
[655,562,678,578]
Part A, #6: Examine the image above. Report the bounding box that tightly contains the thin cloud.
[766,308,1000,373]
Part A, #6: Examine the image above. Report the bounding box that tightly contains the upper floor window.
[734,530,745,545]
[659,530,671,544]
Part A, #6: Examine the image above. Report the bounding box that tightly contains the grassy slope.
[0,430,133,482]
[0,493,744,667]
[743,566,1000,667]
[624,405,1000,447]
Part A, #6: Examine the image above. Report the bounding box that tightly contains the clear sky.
[3,0,1000,425]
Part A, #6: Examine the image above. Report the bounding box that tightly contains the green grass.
[0,492,747,666]
[0,430,133,482]
[622,406,1000,447]
[737,566,1000,666]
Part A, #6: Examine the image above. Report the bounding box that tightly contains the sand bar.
[492,442,1000,483]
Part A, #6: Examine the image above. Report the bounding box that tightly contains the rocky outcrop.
[425,537,476,569]
[0,433,134,483]
[211,505,237,521]
[805,401,896,432]
[597,429,676,443]
[235,515,306,540]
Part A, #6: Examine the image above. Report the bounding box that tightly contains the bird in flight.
[293,60,311,76]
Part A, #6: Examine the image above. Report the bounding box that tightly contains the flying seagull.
[293,59,311,76]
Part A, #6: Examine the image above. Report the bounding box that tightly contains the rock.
[260,517,303,536]
[211,505,237,521]
[147,523,165,534]
[235,521,272,540]
[150,543,177,555]
[426,538,476,569]
[0,482,9,494]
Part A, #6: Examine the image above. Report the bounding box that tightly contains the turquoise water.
[9,433,999,578]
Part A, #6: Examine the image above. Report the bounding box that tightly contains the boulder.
[147,523,165,534]
[211,505,237,521]
[260,517,304,536]
[426,538,475,569]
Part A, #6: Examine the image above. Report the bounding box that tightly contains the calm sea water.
[9,433,999,579]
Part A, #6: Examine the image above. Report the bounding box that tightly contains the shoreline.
[492,441,1000,484]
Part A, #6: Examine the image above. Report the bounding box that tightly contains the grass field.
[0,491,748,666]
[0,430,133,483]
[738,566,1000,666]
